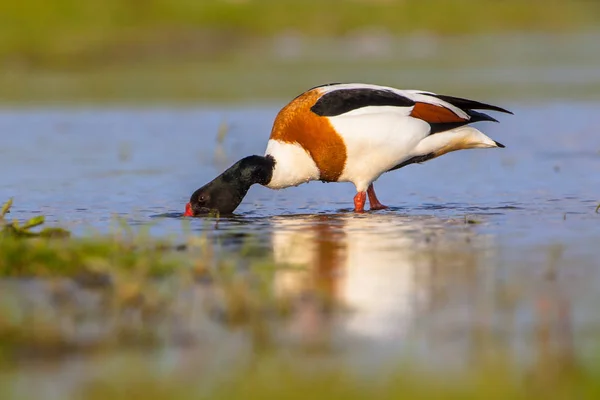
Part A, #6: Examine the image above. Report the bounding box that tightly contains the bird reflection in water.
[269,214,482,347]
[267,213,576,373]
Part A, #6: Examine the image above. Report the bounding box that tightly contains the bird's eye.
[198,195,206,203]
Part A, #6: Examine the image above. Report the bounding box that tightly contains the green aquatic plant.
[0,199,70,238]
[0,199,186,277]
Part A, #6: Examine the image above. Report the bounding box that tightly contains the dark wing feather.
[416,93,512,134]
[311,88,414,117]
[422,93,513,115]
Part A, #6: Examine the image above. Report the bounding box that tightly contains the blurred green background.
[2,0,600,103]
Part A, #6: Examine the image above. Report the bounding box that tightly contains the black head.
[184,155,275,216]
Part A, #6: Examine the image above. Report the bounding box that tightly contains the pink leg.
[367,183,388,210]
[353,192,366,213]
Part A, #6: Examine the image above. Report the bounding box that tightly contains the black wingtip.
[488,105,513,115]
[494,141,506,148]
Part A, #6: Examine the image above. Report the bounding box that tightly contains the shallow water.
[1,101,600,397]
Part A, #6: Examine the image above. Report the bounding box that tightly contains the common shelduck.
[184,83,511,216]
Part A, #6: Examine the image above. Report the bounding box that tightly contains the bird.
[184,83,512,216]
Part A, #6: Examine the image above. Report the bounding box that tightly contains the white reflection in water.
[270,214,489,342]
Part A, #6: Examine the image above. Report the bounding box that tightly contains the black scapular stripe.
[311,88,415,117]
[388,153,436,172]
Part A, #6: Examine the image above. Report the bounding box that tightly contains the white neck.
[264,139,320,189]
